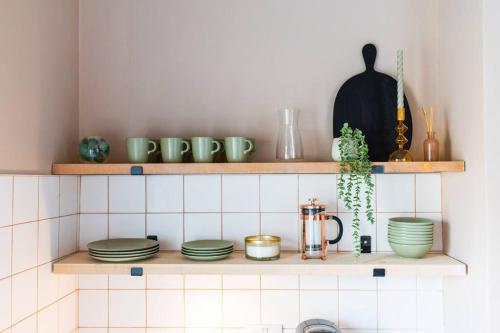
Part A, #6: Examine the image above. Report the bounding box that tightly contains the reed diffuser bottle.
[421,106,439,161]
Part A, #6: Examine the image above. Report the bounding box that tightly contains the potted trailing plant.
[337,123,375,257]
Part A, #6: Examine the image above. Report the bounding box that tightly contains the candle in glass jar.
[245,235,280,261]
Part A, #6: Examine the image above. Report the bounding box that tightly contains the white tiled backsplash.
[0,175,79,333]
[0,173,444,332]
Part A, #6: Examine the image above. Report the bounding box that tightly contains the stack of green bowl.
[388,217,434,258]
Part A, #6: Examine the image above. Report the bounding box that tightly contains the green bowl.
[388,237,433,245]
[388,233,433,240]
[388,229,433,236]
[389,241,432,258]
[389,224,433,230]
[389,217,433,224]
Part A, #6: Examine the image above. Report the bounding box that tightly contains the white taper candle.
[397,50,404,109]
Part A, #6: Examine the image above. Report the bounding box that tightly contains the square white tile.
[39,176,60,220]
[261,213,299,250]
[147,290,184,327]
[300,290,338,323]
[79,214,108,250]
[185,275,222,289]
[0,226,12,279]
[58,274,77,297]
[222,275,260,289]
[109,176,146,213]
[416,174,441,212]
[58,293,77,333]
[147,176,183,213]
[338,175,376,213]
[12,268,37,323]
[38,302,57,333]
[261,275,298,289]
[0,176,13,227]
[11,314,36,333]
[337,213,376,252]
[416,213,443,252]
[417,277,443,291]
[184,175,221,212]
[223,290,260,326]
[222,175,259,212]
[300,275,338,290]
[109,275,146,289]
[59,215,78,257]
[261,290,299,328]
[222,213,259,250]
[339,291,377,329]
[185,290,222,327]
[146,214,183,250]
[378,291,417,329]
[0,277,11,331]
[13,176,38,224]
[417,290,443,330]
[37,262,59,309]
[378,277,416,290]
[146,275,183,289]
[79,274,109,289]
[79,290,108,327]
[109,290,146,327]
[299,174,338,209]
[60,176,79,216]
[338,277,377,290]
[376,212,415,252]
[260,175,298,212]
[109,214,146,238]
[184,213,221,241]
[38,218,59,264]
[80,176,108,213]
[12,221,38,273]
[376,174,415,212]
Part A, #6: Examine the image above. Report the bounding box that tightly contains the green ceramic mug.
[160,138,190,163]
[224,137,254,162]
[191,137,221,163]
[127,138,157,163]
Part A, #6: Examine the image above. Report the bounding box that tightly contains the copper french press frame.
[300,198,344,260]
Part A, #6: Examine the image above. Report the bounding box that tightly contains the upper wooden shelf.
[53,251,466,277]
[52,161,465,175]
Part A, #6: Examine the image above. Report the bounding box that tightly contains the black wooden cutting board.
[333,44,412,161]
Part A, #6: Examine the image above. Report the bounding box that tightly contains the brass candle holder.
[389,107,413,162]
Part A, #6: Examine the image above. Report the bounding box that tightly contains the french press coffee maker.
[300,198,343,260]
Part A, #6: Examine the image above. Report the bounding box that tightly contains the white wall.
[438,0,489,332]
[483,0,500,329]
[79,0,439,162]
[0,0,79,173]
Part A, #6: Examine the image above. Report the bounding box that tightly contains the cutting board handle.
[362,43,377,72]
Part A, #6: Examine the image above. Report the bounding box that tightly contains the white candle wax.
[246,244,280,259]
[397,49,404,108]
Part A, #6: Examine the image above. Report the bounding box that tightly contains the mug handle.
[181,140,190,155]
[211,140,221,155]
[148,140,158,155]
[327,215,344,245]
[243,139,254,155]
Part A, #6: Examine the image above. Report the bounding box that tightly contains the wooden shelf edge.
[53,251,466,277]
[52,161,465,175]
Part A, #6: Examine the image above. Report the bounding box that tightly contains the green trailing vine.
[337,123,375,257]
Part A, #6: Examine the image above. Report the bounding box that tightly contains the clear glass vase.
[276,108,304,161]
[423,131,439,161]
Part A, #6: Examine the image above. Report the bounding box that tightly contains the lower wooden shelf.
[53,251,466,277]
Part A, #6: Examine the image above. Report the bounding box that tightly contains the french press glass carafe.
[300,198,343,260]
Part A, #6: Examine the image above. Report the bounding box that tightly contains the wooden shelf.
[53,251,466,277]
[52,161,465,175]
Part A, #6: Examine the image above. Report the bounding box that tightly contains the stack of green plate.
[88,238,160,262]
[181,240,234,261]
[388,217,434,258]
